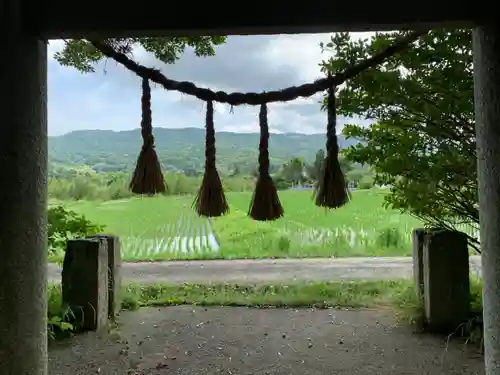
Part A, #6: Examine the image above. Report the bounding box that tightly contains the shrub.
[47,284,74,341]
[48,206,105,255]
[274,177,293,191]
[358,176,375,190]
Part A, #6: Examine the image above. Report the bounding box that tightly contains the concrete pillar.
[473,26,500,375]
[62,239,109,331]
[88,235,122,319]
[0,3,48,374]
[422,230,470,333]
[412,228,428,300]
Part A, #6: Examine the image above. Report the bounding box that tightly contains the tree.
[320,29,479,250]
[229,164,241,177]
[53,37,226,73]
[307,149,325,181]
[346,168,373,188]
[338,155,354,175]
[281,157,306,185]
[307,149,354,182]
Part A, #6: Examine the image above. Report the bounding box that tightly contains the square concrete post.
[0,4,48,375]
[422,230,470,333]
[88,235,122,318]
[412,228,429,300]
[473,26,500,375]
[62,238,109,331]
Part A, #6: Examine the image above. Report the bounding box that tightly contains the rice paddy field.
[54,189,424,262]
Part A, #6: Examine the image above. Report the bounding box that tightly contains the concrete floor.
[48,306,484,375]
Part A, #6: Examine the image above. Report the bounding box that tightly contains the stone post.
[422,230,470,333]
[412,228,428,300]
[0,3,48,374]
[473,26,500,375]
[62,238,109,331]
[88,235,122,318]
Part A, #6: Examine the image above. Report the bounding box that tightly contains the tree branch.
[89,30,427,106]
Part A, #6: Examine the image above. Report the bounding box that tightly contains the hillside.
[49,127,358,174]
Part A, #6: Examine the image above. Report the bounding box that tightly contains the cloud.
[47,33,373,136]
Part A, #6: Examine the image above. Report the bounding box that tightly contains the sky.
[47,33,373,137]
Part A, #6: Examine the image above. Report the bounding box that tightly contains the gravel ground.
[47,256,483,284]
[48,306,484,375]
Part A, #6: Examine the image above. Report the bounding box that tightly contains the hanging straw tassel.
[315,84,349,208]
[193,101,229,217]
[129,77,166,195]
[248,103,284,221]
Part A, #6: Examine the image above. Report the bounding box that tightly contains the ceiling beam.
[24,2,489,40]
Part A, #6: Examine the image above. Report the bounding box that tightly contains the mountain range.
[49,127,358,174]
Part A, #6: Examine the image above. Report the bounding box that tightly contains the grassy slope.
[59,189,422,261]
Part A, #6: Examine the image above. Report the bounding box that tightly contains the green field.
[58,189,422,261]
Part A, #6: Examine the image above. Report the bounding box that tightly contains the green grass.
[56,189,422,261]
[47,280,412,335]
[120,279,411,310]
[49,280,414,339]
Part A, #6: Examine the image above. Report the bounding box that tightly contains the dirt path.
[49,305,484,374]
[48,256,482,284]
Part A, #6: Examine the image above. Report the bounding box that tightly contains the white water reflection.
[121,214,219,258]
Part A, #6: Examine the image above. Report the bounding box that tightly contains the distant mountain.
[48,127,359,174]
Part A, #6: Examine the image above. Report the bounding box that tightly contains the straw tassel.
[129,77,166,195]
[315,84,349,208]
[248,103,284,221]
[193,101,229,217]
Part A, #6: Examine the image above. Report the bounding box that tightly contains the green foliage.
[274,149,371,187]
[273,176,293,190]
[306,149,325,181]
[280,157,306,185]
[320,29,478,249]
[358,176,375,190]
[338,155,354,175]
[48,170,255,201]
[47,284,74,341]
[346,168,371,187]
[53,37,227,73]
[47,313,74,341]
[48,206,105,254]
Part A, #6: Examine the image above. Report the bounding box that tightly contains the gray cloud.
[48,34,372,135]
[141,36,299,92]
[135,35,334,133]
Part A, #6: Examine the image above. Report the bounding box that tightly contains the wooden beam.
[24,1,488,39]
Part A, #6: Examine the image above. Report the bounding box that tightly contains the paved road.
[47,256,482,284]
